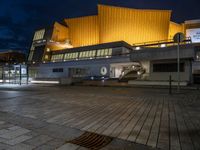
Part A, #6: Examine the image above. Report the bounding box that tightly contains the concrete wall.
[29,56,130,79]
[192,61,200,73]
[148,60,192,82]
[140,61,150,80]
[131,44,195,61]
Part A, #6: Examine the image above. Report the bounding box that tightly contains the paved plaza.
[0,84,200,150]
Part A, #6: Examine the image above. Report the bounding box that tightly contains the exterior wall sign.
[186,28,200,43]
[100,67,107,75]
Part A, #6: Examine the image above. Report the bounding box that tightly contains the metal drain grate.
[67,132,113,149]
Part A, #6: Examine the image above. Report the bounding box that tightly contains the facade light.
[136,47,141,50]
[161,44,166,48]
[30,80,59,84]
[46,48,51,52]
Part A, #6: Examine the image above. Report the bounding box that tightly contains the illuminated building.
[27,4,200,85]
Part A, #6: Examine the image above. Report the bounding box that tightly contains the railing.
[132,37,192,49]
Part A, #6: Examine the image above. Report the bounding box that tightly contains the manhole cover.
[67,132,113,149]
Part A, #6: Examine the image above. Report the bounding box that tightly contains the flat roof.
[52,41,133,54]
[185,19,200,24]
[130,44,198,61]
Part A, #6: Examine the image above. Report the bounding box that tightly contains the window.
[64,52,78,61]
[92,50,96,57]
[51,54,63,62]
[68,68,88,77]
[100,49,104,56]
[153,63,185,72]
[52,68,63,72]
[46,48,50,52]
[96,49,112,58]
[108,48,112,56]
[79,50,96,59]
[97,50,101,57]
[44,55,49,60]
[33,29,45,41]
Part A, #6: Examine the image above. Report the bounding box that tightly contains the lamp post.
[173,32,185,93]
[19,64,22,85]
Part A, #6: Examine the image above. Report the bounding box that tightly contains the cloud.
[0,26,15,40]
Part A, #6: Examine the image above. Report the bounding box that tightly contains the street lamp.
[173,32,185,93]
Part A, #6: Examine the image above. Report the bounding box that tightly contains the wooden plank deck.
[1,86,200,150]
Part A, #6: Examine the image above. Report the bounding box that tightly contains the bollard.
[169,75,172,94]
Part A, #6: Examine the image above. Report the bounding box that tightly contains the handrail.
[132,37,192,47]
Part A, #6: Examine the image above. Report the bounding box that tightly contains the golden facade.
[47,22,70,51]
[51,22,69,42]
[168,22,185,39]
[98,5,171,44]
[46,4,189,50]
[64,15,99,47]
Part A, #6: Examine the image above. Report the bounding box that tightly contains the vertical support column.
[1,66,4,83]
[169,75,172,95]
[26,64,29,84]
[19,64,22,85]
[8,62,10,84]
[177,41,180,92]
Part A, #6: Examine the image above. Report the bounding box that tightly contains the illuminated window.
[104,49,108,56]
[44,55,49,60]
[108,48,112,56]
[97,50,101,57]
[100,49,104,56]
[86,51,89,58]
[33,29,45,41]
[96,49,112,58]
[51,54,63,62]
[92,50,96,57]
[82,52,85,58]
[75,53,78,58]
[46,48,50,52]
[64,52,78,61]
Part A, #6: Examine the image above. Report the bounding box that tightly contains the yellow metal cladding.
[51,22,69,42]
[64,15,99,47]
[49,5,174,48]
[47,22,70,51]
[98,5,171,45]
[168,22,185,39]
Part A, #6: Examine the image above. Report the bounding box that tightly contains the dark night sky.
[0,0,199,53]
